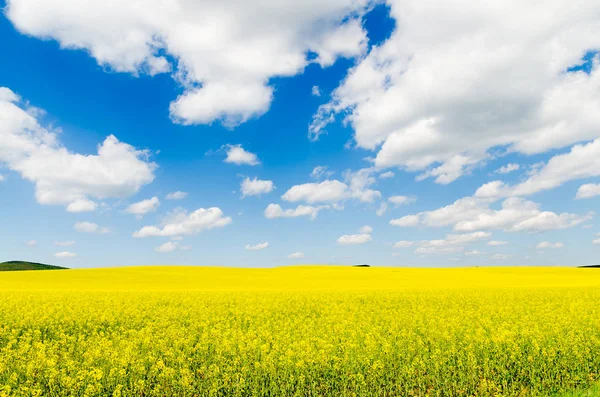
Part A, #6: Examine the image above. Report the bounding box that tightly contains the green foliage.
[0,261,67,271]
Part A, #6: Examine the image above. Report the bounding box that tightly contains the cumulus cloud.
[359,225,373,234]
[241,177,275,197]
[125,197,160,218]
[376,202,387,216]
[245,242,269,251]
[337,233,372,245]
[378,171,395,179]
[224,144,260,166]
[0,87,156,211]
[465,250,484,256]
[0,174,5,182]
[54,240,75,247]
[264,203,327,220]
[311,86,321,97]
[283,168,381,205]
[155,242,178,253]
[395,196,592,233]
[487,240,508,246]
[576,183,600,199]
[536,241,565,249]
[310,0,600,184]
[74,222,110,234]
[415,232,491,254]
[133,207,232,237]
[393,240,414,248]
[66,199,98,213]
[6,0,371,127]
[55,251,77,258]
[166,191,188,200]
[495,163,520,174]
[288,252,305,259]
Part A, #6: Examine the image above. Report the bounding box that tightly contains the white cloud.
[155,242,178,253]
[180,245,192,251]
[399,196,592,233]
[536,241,565,249]
[310,166,334,180]
[491,254,511,260]
[465,250,484,256]
[264,203,326,220]
[241,177,274,197]
[166,191,188,200]
[495,163,520,174]
[576,184,600,199]
[0,174,5,182]
[54,240,75,247]
[359,225,373,234]
[54,251,77,258]
[393,240,414,248]
[74,222,109,234]
[310,1,600,183]
[487,240,508,246]
[415,232,491,254]
[311,86,321,97]
[133,207,232,237]
[288,252,305,259]
[378,171,395,179]
[125,197,160,218]
[337,233,372,245]
[283,168,381,205]
[390,215,420,227]
[482,139,600,198]
[593,238,600,245]
[66,198,98,213]
[6,1,371,127]
[0,88,156,211]
[25,240,36,246]
[388,195,416,206]
[245,242,269,251]
[376,202,387,216]
[224,144,260,166]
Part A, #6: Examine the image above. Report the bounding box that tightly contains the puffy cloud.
[245,242,269,251]
[224,144,260,166]
[55,251,77,258]
[388,195,416,206]
[0,174,5,182]
[593,235,600,245]
[390,215,420,227]
[133,207,232,237]
[576,183,600,199]
[74,222,110,234]
[310,0,600,183]
[166,191,188,200]
[378,171,395,179]
[0,87,156,211]
[155,242,178,253]
[337,233,372,245]
[398,196,592,233]
[465,250,484,256]
[536,241,565,249]
[25,240,36,246]
[66,199,98,213]
[283,168,381,205]
[54,241,75,247]
[311,86,321,97]
[393,240,414,248]
[359,225,373,234]
[375,202,387,216]
[125,197,160,218]
[495,163,520,174]
[310,166,334,180]
[6,1,371,127]
[264,203,326,220]
[415,232,491,254]
[487,240,508,246]
[241,177,275,197]
[288,252,305,259]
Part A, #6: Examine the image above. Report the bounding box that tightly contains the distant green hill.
[0,261,68,271]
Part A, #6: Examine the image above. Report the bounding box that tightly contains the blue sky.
[1,0,599,268]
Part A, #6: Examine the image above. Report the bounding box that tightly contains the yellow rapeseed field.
[1,266,600,396]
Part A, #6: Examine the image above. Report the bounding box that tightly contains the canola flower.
[0,266,599,396]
